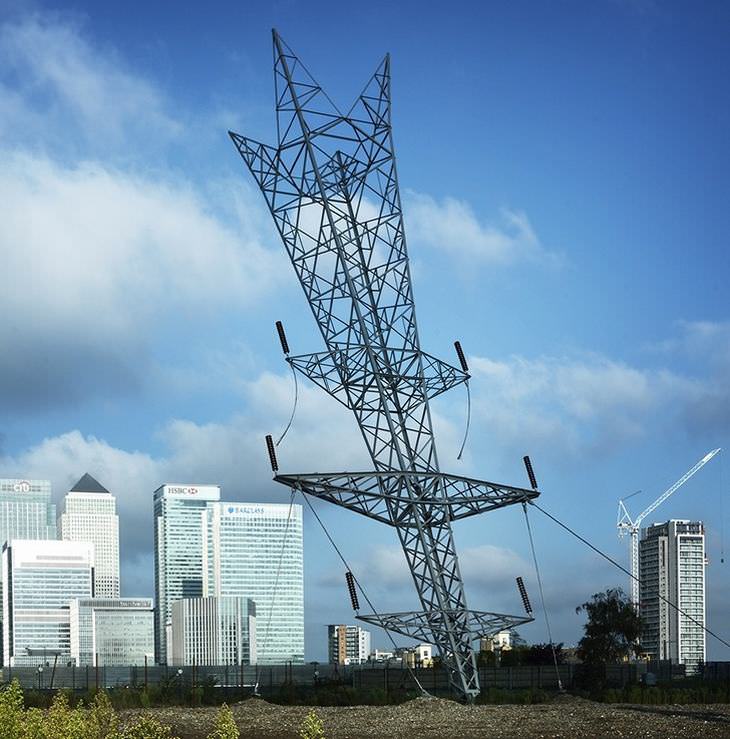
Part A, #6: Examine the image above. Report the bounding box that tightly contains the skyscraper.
[639,520,706,673]
[0,479,56,544]
[2,539,94,666]
[153,483,220,664]
[59,474,120,598]
[0,478,57,663]
[204,502,304,664]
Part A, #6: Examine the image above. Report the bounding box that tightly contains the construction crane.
[617,448,721,607]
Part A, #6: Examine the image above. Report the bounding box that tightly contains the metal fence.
[1,660,701,694]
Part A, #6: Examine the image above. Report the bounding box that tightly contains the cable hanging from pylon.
[454,341,471,461]
[274,321,299,447]
[521,454,564,691]
[298,489,430,697]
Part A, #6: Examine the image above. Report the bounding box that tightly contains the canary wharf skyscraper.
[0,478,57,663]
[153,483,221,664]
[59,474,120,598]
[0,479,56,545]
[204,502,304,664]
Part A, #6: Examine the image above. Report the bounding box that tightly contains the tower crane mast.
[617,448,721,607]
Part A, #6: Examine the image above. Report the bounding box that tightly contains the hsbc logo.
[168,486,199,496]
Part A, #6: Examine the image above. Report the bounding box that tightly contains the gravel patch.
[119,695,730,738]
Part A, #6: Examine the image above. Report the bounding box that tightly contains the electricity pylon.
[230,30,539,701]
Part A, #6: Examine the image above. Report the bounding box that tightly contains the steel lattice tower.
[230,30,540,700]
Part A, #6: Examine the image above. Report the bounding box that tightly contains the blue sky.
[1,0,729,660]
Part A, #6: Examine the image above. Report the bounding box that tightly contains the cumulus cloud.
[404,191,559,267]
[0,151,283,410]
[464,352,705,459]
[0,15,179,151]
[2,369,368,593]
[319,542,530,594]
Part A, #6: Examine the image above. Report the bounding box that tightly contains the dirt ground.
[120,694,730,738]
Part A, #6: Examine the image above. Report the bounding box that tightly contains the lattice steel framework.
[230,30,539,700]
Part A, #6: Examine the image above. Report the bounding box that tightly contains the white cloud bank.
[405,191,559,267]
[0,15,179,149]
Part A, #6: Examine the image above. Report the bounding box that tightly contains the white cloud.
[467,352,702,458]
[0,15,179,149]
[404,191,558,267]
[320,542,529,592]
[2,368,369,588]
[0,151,284,409]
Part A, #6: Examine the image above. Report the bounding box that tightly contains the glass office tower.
[0,479,57,665]
[153,484,220,664]
[2,540,93,666]
[204,502,304,664]
[0,479,56,543]
[59,474,120,598]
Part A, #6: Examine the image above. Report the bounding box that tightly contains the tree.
[576,588,642,664]
[524,643,565,666]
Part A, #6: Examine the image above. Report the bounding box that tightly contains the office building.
[153,483,220,664]
[0,479,57,544]
[2,540,94,666]
[639,520,706,673]
[59,474,120,598]
[70,598,154,666]
[0,479,57,663]
[170,596,256,666]
[328,624,371,665]
[204,502,304,664]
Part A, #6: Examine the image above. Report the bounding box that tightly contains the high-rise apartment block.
[70,598,154,666]
[204,502,304,664]
[327,624,371,665]
[639,520,706,673]
[170,596,256,666]
[153,484,221,664]
[2,540,94,666]
[59,474,120,598]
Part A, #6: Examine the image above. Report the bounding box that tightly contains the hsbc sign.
[167,486,199,496]
[162,484,220,501]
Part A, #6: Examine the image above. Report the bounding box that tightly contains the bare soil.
[119,694,730,738]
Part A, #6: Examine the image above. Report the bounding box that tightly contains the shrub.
[21,708,48,739]
[299,709,325,739]
[88,691,120,739]
[207,703,239,739]
[46,690,87,739]
[121,714,179,739]
[0,680,25,739]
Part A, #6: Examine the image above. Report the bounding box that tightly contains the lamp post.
[37,666,43,690]
[177,668,183,703]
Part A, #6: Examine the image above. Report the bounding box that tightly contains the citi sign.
[14,481,32,493]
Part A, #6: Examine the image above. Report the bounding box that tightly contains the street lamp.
[37,666,43,690]
[177,668,183,703]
